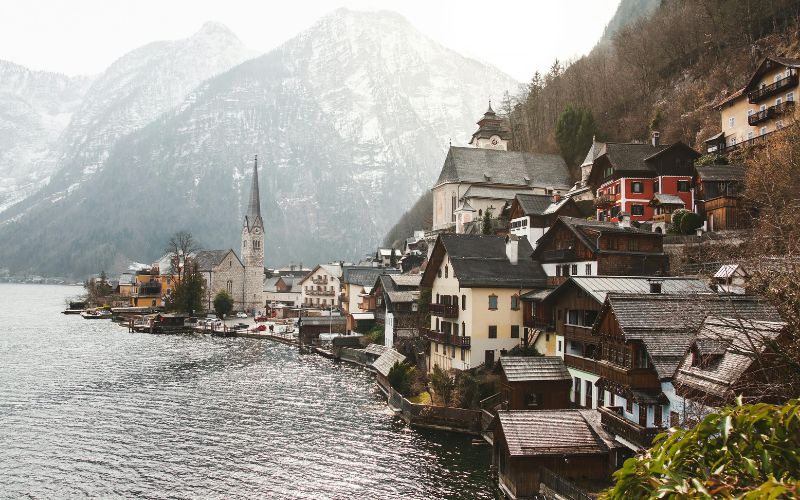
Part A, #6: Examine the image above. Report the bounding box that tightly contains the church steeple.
[469,101,511,150]
[244,155,263,230]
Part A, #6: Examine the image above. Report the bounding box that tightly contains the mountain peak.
[193,21,239,40]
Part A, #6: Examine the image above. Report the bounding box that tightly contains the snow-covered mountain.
[0,9,519,277]
[0,60,91,213]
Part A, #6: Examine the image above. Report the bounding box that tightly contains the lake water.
[0,284,493,499]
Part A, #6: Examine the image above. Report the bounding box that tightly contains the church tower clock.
[242,155,265,314]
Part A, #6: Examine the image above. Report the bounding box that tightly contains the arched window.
[226,280,233,294]
[444,265,448,278]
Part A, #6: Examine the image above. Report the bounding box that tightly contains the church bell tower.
[242,155,264,313]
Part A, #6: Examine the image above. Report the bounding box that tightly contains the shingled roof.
[372,349,406,377]
[434,146,571,190]
[695,164,746,182]
[498,356,571,382]
[193,249,239,271]
[342,267,398,286]
[536,276,710,304]
[675,316,786,402]
[422,233,547,289]
[496,410,617,456]
[534,216,663,258]
[581,141,606,167]
[597,294,781,379]
[515,193,559,216]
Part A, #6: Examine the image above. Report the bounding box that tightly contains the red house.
[588,135,701,223]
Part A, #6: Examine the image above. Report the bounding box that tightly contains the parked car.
[255,315,269,322]
[236,312,248,319]
[255,324,267,331]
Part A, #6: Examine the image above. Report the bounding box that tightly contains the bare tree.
[165,231,197,282]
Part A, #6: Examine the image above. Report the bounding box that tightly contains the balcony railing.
[564,355,661,390]
[358,302,374,311]
[430,303,459,318]
[748,100,795,125]
[594,194,615,209]
[423,328,471,348]
[542,248,576,262]
[599,406,663,449]
[748,73,798,103]
[311,277,328,285]
[307,289,335,296]
[134,284,162,296]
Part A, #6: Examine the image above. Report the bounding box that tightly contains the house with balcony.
[531,216,669,283]
[368,273,422,348]
[263,275,302,309]
[421,233,548,372]
[491,409,624,499]
[673,316,789,420]
[299,263,343,309]
[587,136,701,223]
[693,164,749,231]
[341,267,398,333]
[522,276,709,411]
[431,107,571,233]
[590,293,780,451]
[705,56,799,154]
[507,193,584,249]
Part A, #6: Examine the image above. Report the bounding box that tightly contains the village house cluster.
[95,55,798,499]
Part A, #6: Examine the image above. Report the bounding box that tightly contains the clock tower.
[468,102,511,150]
[242,155,265,314]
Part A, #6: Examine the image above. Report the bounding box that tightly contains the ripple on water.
[0,284,493,499]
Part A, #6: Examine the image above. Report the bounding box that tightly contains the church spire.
[245,155,262,229]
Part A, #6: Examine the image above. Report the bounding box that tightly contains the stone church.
[195,156,265,314]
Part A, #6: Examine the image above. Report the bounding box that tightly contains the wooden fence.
[380,381,482,435]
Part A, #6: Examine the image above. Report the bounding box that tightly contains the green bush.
[680,211,703,234]
[430,366,456,406]
[603,399,800,499]
[387,362,415,397]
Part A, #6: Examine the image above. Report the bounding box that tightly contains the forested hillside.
[384,0,800,248]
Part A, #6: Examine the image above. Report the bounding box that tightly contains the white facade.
[299,265,342,309]
[541,261,597,278]
[384,311,394,348]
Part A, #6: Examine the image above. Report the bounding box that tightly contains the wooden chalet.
[693,164,749,231]
[367,273,421,346]
[521,276,710,410]
[531,216,668,284]
[506,193,584,250]
[495,356,572,410]
[491,410,624,499]
[590,293,780,451]
[674,316,789,408]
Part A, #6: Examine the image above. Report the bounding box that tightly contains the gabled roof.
[372,349,406,377]
[343,267,398,287]
[696,164,746,182]
[193,249,240,271]
[675,316,787,401]
[421,234,547,289]
[365,343,389,357]
[512,193,573,217]
[538,276,710,304]
[589,142,700,184]
[596,293,781,379]
[376,273,421,305]
[301,263,343,283]
[716,56,800,107]
[498,356,571,382]
[533,216,661,258]
[434,146,571,189]
[714,264,747,279]
[650,193,685,206]
[581,140,606,167]
[496,410,617,456]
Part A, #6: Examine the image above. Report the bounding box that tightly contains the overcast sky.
[1,0,620,82]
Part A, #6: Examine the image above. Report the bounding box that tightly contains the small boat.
[80,310,104,319]
[62,309,84,315]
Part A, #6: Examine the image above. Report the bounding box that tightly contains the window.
[639,404,648,426]
[585,380,593,408]
[747,109,754,118]
[226,280,233,294]
[654,405,663,427]
[631,182,644,193]
[761,126,768,136]
[628,239,639,251]
[557,340,562,352]
[437,269,442,278]
[574,377,582,404]
[760,104,767,112]
[631,204,645,216]
[776,97,783,105]
[677,180,690,192]
[788,92,794,102]
[653,180,659,193]
[461,295,466,310]
[453,322,459,337]
[626,398,633,413]
[451,195,457,222]
[585,263,592,275]
[460,347,465,361]
[461,321,465,336]
[527,393,541,408]
[488,325,497,338]
[488,295,498,310]
[453,295,458,308]
[614,183,620,195]
[511,295,519,310]
[728,117,735,128]
[597,388,605,408]
[444,265,448,278]
[777,120,785,129]
[571,264,578,276]
[254,240,260,249]
[511,325,520,338]
[555,266,562,277]
[670,411,680,427]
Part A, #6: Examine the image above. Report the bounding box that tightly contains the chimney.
[505,235,519,265]
[651,131,660,146]
[648,278,663,294]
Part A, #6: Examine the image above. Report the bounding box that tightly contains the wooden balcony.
[594,194,615,209]
[563,355,661,390]
[652,213,672,223]
[311,276,328,285]
[561,324,595,343]
[423,328,470,348]
[524,317,554,330]
[542,248,576,262]
[430,303,459,318]
[748,73,798,103]
[599,406,663,450]
[748,100,795,125]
